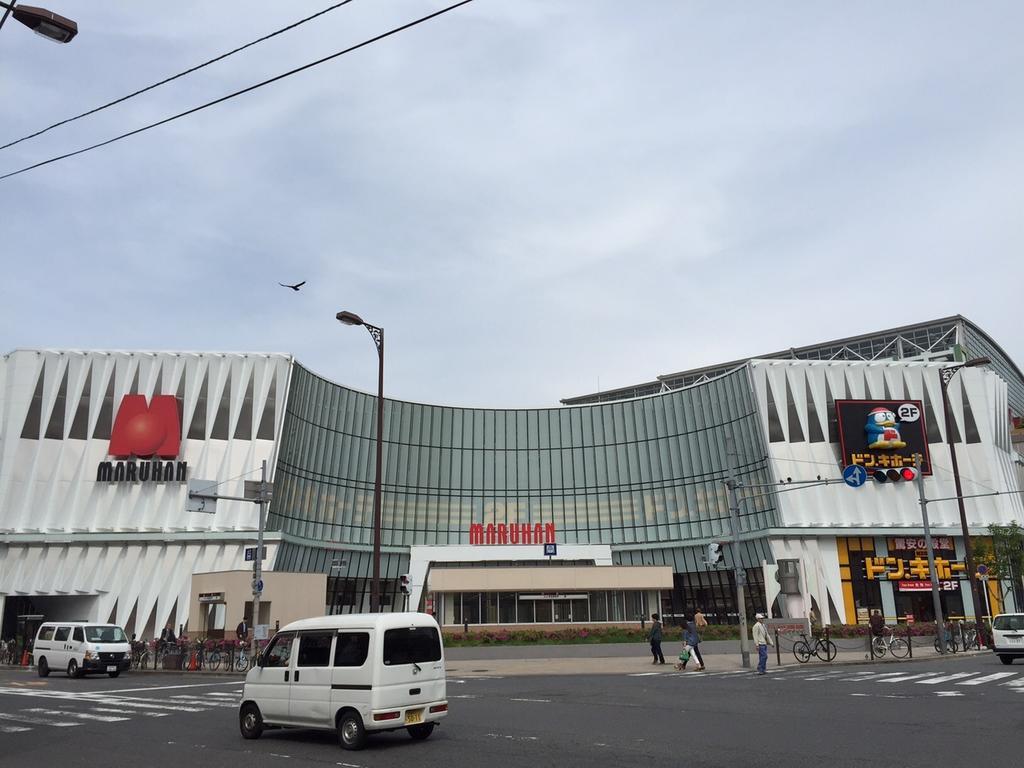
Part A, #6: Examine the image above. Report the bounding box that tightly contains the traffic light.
[399,574,411,595]
[871,467,919,483]
[707,542,724,566]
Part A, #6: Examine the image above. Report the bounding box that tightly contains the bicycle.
[871,627,910,659]
[958,623,979,650]
[130,640,152,670]
[234,645,251,672]
[793,632,837,663]
[0,639,17,665]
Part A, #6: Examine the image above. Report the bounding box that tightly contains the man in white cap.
[752,613,773,675]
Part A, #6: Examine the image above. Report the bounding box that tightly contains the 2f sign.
[897,403,920,422]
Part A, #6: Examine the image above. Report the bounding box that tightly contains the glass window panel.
[534,599,553,623]
[484,592,499,623]
[517,596,535,623]
[462,592,481,624]
[570,598,589,623]
[499,592,517,624]
[608,591,625,622]
[589,592,607,622]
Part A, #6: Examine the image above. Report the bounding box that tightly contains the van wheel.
[67,659,81,679]
[999,655,1014,665]
[407,723,435,741]
[37,658,50,678]
[108,670,120,678]
[239,703,263,739]
[337,711,366,751]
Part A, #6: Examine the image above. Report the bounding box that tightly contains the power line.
[0,0,475,183]
[1,1,359,152]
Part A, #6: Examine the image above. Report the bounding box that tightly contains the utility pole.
[725,436,751,669]
[251,459,267,663]
[914,455,946,653]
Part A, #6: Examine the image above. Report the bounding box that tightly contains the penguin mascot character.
[864,407,907,449]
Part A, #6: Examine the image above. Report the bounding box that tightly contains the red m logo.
[109,395,181,458]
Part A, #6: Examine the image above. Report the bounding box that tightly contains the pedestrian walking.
[694,608,708,628]
[648,613,665,664]
[684,614,706,671]
[752,613,773,675]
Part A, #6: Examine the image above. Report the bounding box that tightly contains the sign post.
[186,461,272,665]
[725,436,751,669]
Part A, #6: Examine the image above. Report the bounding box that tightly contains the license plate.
[106,665,116,672]
[404,709,423,725]
[1008,637,1023,645]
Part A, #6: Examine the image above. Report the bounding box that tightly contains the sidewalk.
[3,637,988,679]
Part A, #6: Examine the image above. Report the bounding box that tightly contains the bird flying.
[278,281,306,291]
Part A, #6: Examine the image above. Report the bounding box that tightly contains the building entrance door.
[553,600,571,623]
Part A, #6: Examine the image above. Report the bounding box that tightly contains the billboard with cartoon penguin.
[835,400,932,475]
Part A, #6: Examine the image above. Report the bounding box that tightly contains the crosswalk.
[0,685,242,735]
[627,666,1024,694]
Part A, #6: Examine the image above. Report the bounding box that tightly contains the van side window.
[333,632,369,667]
[383,627,441,666]
[262,633,294,668]
[38,627,55,642]
[296,632,334,667]
[54,627,70,642]
[73,627,84,643]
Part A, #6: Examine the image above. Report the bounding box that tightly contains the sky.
[2,1,1022,408]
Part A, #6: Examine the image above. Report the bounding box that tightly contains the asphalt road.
[0,655,1020,768]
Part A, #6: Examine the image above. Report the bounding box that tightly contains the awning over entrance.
[429,565,673,593]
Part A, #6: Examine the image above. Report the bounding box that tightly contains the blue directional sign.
[843,464,868,488]
[254,578,264,594]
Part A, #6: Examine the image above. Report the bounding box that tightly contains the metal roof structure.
[560,316,1024,419]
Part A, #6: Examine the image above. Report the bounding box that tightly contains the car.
[33,622,132,678]
[991,613,1024,665]
[239,612,448,751]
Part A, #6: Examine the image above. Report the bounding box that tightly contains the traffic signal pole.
[725,436,751,669]
[914,455,946,653]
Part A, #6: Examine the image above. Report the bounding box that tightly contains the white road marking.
[207,692,241,698]
[90,707,169,718]
[956,672,1017,686]
[168,696,238,707]
[0,712,80,727]
[878,673,936,683]
[93,696,206,712]
[915,672,977,685]
[101,681,242,694]
[486,733,539,741]
[934,691,964,697]
[509,698,550,703]
[839,672,912,682]
[627,672,661,677]
[23,707,129,723]
[0,725,31,733]
[450,694,479,699]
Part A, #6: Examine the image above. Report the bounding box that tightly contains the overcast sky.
[2,1,1021,408]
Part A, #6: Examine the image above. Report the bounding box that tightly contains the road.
[0,655,1020,768]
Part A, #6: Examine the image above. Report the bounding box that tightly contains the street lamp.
[0,2,78,43]
[939,355,991,645]
[337,310,385,613]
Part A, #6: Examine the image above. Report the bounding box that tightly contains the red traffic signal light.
[871,467,919,483]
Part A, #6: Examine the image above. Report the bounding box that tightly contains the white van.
[34,622,131,678]
[992,613,1024,664]
[239,612,448,751]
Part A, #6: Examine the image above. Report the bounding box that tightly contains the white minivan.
[239,612,448,751]
[992,613,1024,665]
[34,622,132,678]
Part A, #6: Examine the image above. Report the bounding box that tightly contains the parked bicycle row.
[129,637,268,672]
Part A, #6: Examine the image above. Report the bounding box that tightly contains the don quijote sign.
[96,395,187,484]
[469,522,557,546]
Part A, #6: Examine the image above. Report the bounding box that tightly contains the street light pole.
[939,356,991,645]
[337,310,385,613]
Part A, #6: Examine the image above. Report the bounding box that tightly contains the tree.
[973,522,1024,610]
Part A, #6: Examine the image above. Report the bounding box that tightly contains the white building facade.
[0,350,291,641]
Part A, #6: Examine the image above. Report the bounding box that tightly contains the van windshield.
[383,627,442,666]
[85,626,127,643]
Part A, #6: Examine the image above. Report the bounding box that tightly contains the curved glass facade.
[270,363,778,556]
